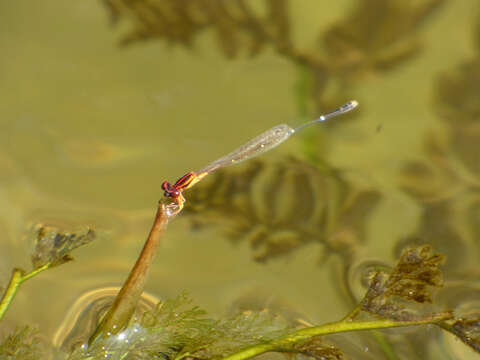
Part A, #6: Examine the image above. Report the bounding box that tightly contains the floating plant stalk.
[89,202,169,343]
[220,313,453,360]
[0,264,50,321]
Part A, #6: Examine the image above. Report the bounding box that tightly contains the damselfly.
[162,100,358,215]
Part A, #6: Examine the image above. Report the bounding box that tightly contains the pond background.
[0,1,479,359]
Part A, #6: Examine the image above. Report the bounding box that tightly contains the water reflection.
[53,286,159,353]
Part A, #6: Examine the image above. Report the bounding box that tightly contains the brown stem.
[89,202,169,343]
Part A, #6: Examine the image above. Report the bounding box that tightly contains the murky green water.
[0,1,479,359]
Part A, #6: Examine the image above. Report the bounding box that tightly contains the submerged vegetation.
[0,327,44,360]
[0,225,95,322]
[101,0,444,114]
[183,157,380,264]
[2,225,480,359]
[397,15,480,351]
[0,226,95,359]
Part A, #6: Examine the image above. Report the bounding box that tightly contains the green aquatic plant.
[0,326,44,360]
[390,17,480,357]
[0,225,95,322]
[71,245,480,359]
[1,197,479,359]
[73,292,294,359]
[440,313,480,353]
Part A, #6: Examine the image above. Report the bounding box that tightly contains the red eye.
[162,181,181,198]
[161,181,169,191]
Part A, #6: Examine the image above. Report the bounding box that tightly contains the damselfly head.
[162,181,180,198]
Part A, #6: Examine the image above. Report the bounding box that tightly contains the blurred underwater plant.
[101,0,444,115]
[0,326,45,360]
[103,0,291,58]
[182,157,381,264]
[61,246,480,359]
[435,58,480,180]
[398,13,480,278]
[322,0,445,78]
[392,15,480,358]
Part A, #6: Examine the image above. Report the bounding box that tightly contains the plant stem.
[0,263,51,321]
[89,202,169,344]
[371,330,400,360]
[341,303,362,321]
[295,62,312,122]
[221,313,452,360]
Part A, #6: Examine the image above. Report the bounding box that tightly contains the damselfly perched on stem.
[162,100,358,216]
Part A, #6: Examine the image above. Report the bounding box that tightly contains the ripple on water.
[53,286,160,353]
